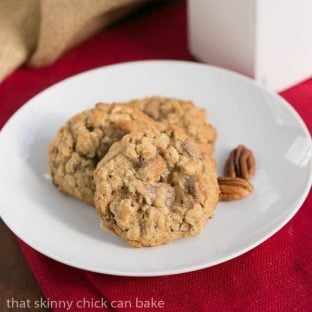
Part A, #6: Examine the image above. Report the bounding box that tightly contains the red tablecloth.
[1,1,311,311]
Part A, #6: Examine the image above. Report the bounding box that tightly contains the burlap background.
[0,0,146,82]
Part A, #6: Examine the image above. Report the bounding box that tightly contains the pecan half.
[218,177,253,201]
[224,145,256,180]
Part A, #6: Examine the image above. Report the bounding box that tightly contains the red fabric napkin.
[1,1,311,311]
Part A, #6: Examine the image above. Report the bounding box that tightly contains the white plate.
[0,61,311,276]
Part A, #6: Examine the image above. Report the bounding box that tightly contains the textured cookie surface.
[128,96,217,155]
[94,126,219,247]
[48,104,154,205]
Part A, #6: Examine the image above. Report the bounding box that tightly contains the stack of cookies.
[49,97,219,247]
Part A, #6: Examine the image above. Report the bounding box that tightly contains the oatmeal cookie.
[94,126,219,247]
[128,96,217,155]
[48,104,155,205]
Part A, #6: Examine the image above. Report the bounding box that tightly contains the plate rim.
[0,60,311,277]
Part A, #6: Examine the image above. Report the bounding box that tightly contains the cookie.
[48,104,155,205]
[128,96,217,155]
[94,126,219,247]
